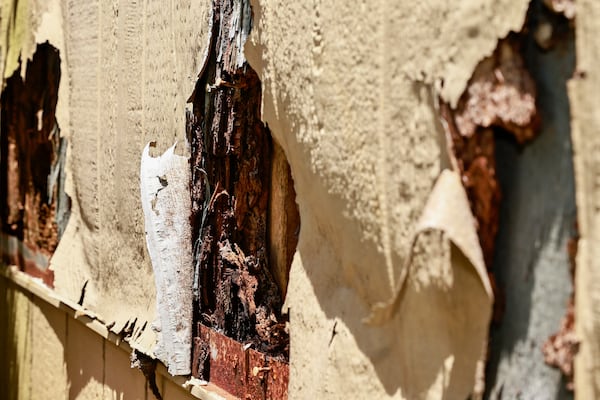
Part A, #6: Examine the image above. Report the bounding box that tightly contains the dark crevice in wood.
[268,140,300,300]
[0,42,70,286]
[188,3,296,393]
[131,350,163,400]
[439,1,577,396]
[440,33,540,277]
[440,31,541,329]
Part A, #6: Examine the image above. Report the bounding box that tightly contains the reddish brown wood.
[208,327,247,398]
[440,36,540,325]
[245,348,267,400]
[266,356,289,400]
[0,43,69,285]
[441,37,539,269]
[189,0,288,366]
[194,323,288,399]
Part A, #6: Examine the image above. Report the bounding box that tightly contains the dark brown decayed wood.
[0,43,69,286]
[189,1,290,381]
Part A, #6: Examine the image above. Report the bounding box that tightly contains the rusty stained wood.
[188,0,292,397]
[196,323,288,399]
[189,0,288,360]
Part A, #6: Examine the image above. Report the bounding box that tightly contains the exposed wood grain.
[189,0,289,363]
[268,141,300,299]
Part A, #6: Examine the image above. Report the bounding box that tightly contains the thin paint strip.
[140,142,193,376]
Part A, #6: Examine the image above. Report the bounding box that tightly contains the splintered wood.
[0,43,69,286]
[188,0,290,396]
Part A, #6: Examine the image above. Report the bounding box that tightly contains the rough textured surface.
[48,0,212,349]
[543,300,577,390]
[189,0,288,360]
[140,143,193,375]
[570,0,600,397]
[451,38,539,144]
[193,322,289,399]
[246,0,529,398]
[5,0,600,398]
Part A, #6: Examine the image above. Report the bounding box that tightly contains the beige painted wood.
[0,278,32,400]
[570,0,600,397]
[66,318,105,400]
[5,0,600,398]
[104,341,147,400]
[247,0,529,397]
[162,377,197,400]
[30,298,68,400]
[0,272,204,400]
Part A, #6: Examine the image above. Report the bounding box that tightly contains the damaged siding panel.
[189,0,289,366]
[487,6,578,396]
[49,0,212,354]
[440,35,539,271]
[186,2,295,397]
[0,42,69,285]
[439,4,579,395]
[0,269,203,400]
[245,0,540,397]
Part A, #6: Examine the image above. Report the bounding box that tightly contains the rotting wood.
[188,0,289,385]
[0,42,70,286]
[441,5,580,394]
[439,35,540,322]
[196,323,288,399]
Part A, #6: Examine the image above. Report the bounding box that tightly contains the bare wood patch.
[0,42,70,286]
[188,1,291,384]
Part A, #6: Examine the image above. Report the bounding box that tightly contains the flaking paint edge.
[141,142,193,376]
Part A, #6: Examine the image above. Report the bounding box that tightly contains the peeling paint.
[440,35,540,270]
[140,142,193,376]
[195,323,288,399]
